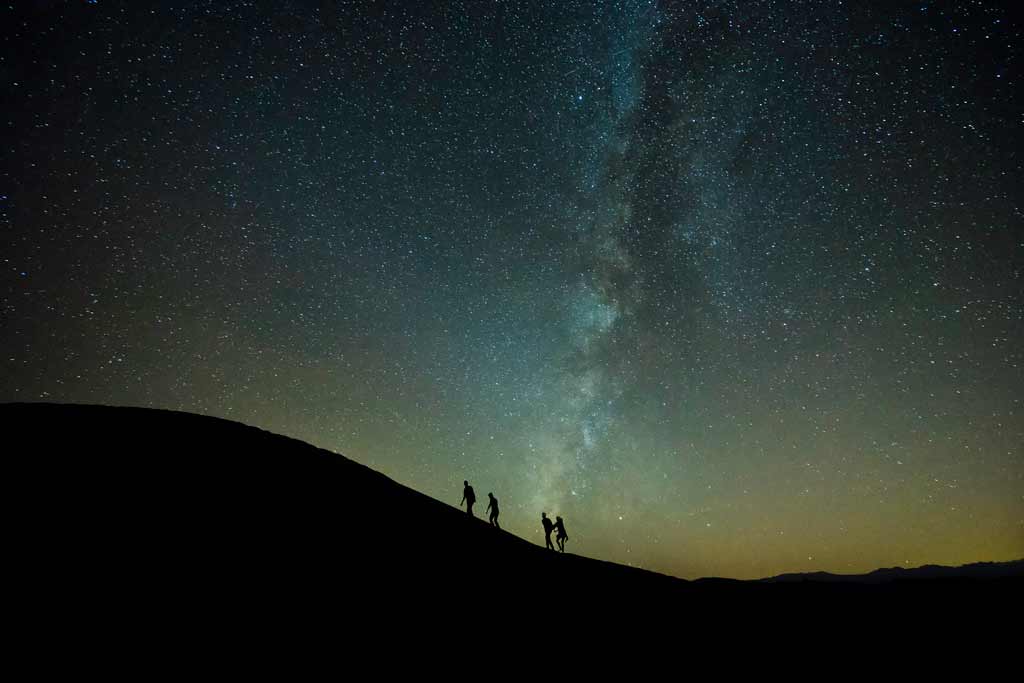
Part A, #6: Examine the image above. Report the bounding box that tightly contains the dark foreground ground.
[7,402,1021,655]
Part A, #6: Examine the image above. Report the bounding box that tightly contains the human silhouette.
[554,516,569,552]
[541,512,555,550]
[461,480,476,516]
[486,492,500,528]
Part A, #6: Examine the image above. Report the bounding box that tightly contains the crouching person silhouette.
[554,516,569,552]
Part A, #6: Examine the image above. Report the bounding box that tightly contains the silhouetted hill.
[8,403,687,615]
[7,402,1021,645]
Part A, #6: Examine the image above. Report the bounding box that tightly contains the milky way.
[3,1,1021,578]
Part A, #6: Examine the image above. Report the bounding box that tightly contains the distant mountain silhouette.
[761,560,1024,584]
[6,402,1021,644]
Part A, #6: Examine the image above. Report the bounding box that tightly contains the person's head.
[542,512,547,519]
[464,480,468,486]
[489,492,494,498]
[557,516,562,522]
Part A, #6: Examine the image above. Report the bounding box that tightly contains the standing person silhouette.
[486,492,500,528]
[541,512,556,550]
[554,516,569,552]
[461,480,476,517]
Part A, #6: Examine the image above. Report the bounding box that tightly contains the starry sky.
[3,0,1022,580]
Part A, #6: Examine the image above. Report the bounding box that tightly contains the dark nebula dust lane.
[2,1,1021,579]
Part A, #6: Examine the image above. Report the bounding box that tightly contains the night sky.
[3,0,1022,579]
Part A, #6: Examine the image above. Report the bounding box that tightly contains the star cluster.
[2,0,1021,578]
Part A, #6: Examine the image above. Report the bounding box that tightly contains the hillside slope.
[8,403,688,611]
[7,402,1020,636]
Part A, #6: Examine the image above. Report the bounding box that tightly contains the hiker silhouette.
[542,512,555,550]
[461,480,476,516]
[486,492,500,528]
[554,516,569,552]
